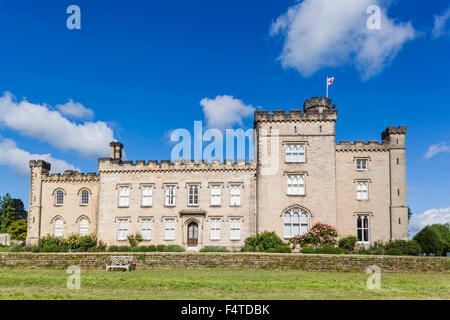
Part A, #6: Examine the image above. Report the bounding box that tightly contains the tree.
[408,206,412,221]
[429,223,450,254]
[413,225,444,256]
[0,194,28,233]
[6,220,27,240]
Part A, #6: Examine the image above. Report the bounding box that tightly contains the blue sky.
[0,0,449,236]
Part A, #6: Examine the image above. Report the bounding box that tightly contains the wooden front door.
[187,222,199,246]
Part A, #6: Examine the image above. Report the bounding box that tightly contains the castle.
[26,97,408,249]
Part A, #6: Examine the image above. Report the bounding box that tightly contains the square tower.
[254,97,338,240]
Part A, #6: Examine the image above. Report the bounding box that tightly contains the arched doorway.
[187,222,199,246]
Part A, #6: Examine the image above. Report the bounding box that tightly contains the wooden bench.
[106,256,135,271]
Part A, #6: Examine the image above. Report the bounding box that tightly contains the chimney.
[110,141,123,160]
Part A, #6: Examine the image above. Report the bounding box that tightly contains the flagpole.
[326,77,328,98]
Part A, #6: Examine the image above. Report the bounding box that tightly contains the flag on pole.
[326,76,334,98]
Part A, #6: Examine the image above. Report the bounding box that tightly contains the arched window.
[79,218,89,236]
[284,208,308,238]
[53,218,64,237]
[55,191,64,205]
[81,190,89,205]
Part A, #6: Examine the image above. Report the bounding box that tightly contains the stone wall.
[0,253,448,273]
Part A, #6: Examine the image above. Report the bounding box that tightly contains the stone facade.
[26,97,408,248]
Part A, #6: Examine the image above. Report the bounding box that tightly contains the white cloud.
[270,0,415,79]
[432,7,450,38]
[55,99,94,120]
[200,95,255,130]
[0,92,114,157]
[0,138,79,176]
[424,141,450,159]
[409,207,450,238]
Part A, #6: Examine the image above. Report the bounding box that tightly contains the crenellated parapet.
[382,126,407,142]
[303,96,336,113]
[254,97,337,126]
[336,140,390,152]
[29,160,51,174]
[98,158,257,174]
[42,170,99,183]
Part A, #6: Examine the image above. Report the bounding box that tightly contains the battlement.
[42,170,99,183]
[29,160,51,172]
[98,158,257,173]
[336,140,390,152]
[382,126,407,141]
[254,108,337,126]
[303,96,336,113]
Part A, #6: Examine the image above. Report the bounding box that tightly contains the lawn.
[0,268,448,300]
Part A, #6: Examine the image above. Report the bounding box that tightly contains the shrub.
[322,246,345,254]
[38,235,64,250]
[127,234,143,247]
[386,248,403,256]
[243,231,284,252]
[144,245,157,252]
[356,247,371,255]
[108,245,131,252]
[372,248,384,255]
[6,220,27,240]
[108,245,119,252]
[156,244,166,252]
[163,245,185,252]
[384,240,421,256]
[41,243,61,252]
[78,235,97,252]
[96,241,107,252]
[200,246,230,252]
[266,245,292,253]
[9,243,23,252]
[414,226,445,256]
[289,222,338,248]
[300,246,316,254]
[338,236,358,251]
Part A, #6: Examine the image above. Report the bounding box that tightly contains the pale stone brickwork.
[26,97,408,248]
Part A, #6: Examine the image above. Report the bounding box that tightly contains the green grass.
[0,268,448,300]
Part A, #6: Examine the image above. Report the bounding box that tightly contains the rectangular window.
[140,219,152,240]
[165,186,176,206]
[141,186,153,207]
[230,186,241,206]
[287,175,305,195]
[56,191,64,205]
[117,219,129,241]
[188,185,199,206]
[286,145,306,163]
[356,182,369,200]
[210,185,221,206]
[118,186,130,207]
[210,219,221,240]
[357,216,369,243]
[81,191,89,205]
[230,219,241,240]
[164,219,175,240]
[356,159,368,170]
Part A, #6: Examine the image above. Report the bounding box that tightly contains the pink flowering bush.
[289,222,338,248]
